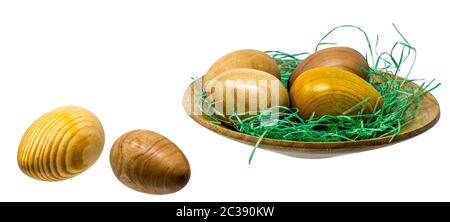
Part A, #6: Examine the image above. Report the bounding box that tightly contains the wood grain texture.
[290,67,382,119]
[288,47,369,88]
[204,49,280,84]
[110,130,190,195]
[183,74,440,158]
[17,106,105,181]
[205,68,289,121]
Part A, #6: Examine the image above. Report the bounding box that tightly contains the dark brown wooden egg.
[288,47,369,88]
[110,130,190,195]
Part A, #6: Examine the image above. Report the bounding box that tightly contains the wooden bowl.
[182,75,440,158]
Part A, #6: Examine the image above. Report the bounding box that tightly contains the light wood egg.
[17,106,105,181]
[289,47,369,88]
[110,130,190,195]
[205,68,289,121]
[290,67,382,119]
[203,49,280,85]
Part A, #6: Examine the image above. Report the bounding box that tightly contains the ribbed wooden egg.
[290,67,382,119]
[17,106,105,181]
[205,68,289,120]
[289,47,370,88]
[203,49,280,85]
[110,130,190,195]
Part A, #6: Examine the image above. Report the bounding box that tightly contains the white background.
[0,0,448,201]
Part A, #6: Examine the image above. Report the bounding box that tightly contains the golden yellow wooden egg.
[203,49,280,85]
[205,68,289,121]
[17,106,105,181]
[289,47,369,88]
[110,130,191,195]
[290,67,382,119]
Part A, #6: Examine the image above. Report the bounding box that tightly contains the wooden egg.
[205,68,289,120]
[290,67,382,119]
[17,106,105,181]
[203,49,280,85]
[288,47,370,88]
[110,130,190,195]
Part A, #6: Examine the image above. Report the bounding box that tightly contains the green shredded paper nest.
[193,24,440,163]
